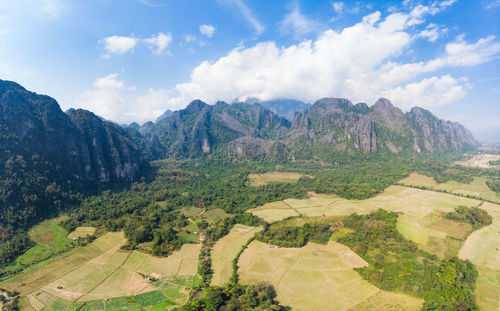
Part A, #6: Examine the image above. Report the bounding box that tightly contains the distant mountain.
[134,97,477,159]
[258,99,311,121]
[138,100,290,158]
[155,109,173,122]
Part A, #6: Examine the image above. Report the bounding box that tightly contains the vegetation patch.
[134,290,167,307]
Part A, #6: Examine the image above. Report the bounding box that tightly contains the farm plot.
[249,186,480,259]
[459,202,500,311]
[456,154,500,169]
[4,218,76,272]
[210,224,262,286]
[67,227,96,240]
[238,240,420,311]
[400,173,500,203]
[247,171,311,186]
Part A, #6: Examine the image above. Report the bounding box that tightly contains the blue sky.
[0,0,499,140]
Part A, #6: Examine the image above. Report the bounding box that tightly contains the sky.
[0,0,499,140]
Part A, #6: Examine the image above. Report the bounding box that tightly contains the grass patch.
[247,171,311,187]
[146,300,177,310]
[105,296,140,310]
[67,227,96,240]
[134,290,167,307]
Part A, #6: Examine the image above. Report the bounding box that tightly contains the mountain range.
[1,79,478,185]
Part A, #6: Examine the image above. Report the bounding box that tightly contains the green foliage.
[180,283,281,311]
[255,223,331,247]
[338,210,479,310]
[486,179,500,193]
[445,206,492,230]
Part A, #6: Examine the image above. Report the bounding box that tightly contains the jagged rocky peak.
[407,106,478,153]
[369,98,406,130]
[0,79,144,185]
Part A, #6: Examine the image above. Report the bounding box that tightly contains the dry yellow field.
[400,173,500,203]
[249,185,479,258]
[456,154,500,169]
[247,171,311,186]
[238,240,422,311]
[210,224,262,286]
[67,227,96,240]
[459,202,500,311]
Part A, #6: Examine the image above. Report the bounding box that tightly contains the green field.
[247,171,311,186]
[238,240,422,311]
[400,172,500,203]
[4,218,77,272]
[210,224,262,286]
[459,202,500,310]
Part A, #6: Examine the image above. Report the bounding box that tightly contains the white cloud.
[155,9,500,113]
[41,0,66,18]
[144,32,172,54]
[218,0,264,35]
[418,23,446,42]
[279,4,323,38]
[184,34,196,43]
[101,36,138,57]
[381,75,468,110]
[486,0,500,9]
[331,1,344,14]
[75,74,170,124]
[199,24,215,37]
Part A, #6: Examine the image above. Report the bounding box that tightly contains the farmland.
[459,202,500,311]
[4,218,77,272]
[237,240,423,311]
[249,185,480,258]
[400,172,500,203]
[247,171,311,186]
[456,154,500,169]
[1,230,200,310]
[210,224,262,286]
[67,227,96,240]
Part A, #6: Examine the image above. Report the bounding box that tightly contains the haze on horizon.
[0,0,499,140]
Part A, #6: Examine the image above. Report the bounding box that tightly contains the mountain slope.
[0,79,144,265]
[139,100,290,158]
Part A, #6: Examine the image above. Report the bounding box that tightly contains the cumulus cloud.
[199,24,215,37]
[75,74,170,124]
[101,33,173,57]
[157,9,500,113]
[218,0,264,35]
[101,36,139,57]
[381,75,468,110]
[83,4,500,123]
[144,32,172,54]
[418,23,446,42]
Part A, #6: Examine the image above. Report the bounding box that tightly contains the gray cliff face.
[289,98,377,152]
[141,100,290,158]
[407,107,478,153]
[0,79,143,186]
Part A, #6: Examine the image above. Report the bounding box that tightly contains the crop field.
[347,291,423,311]
[67,227,96,240]
[456,154,500,169]
[238,240,422,311]
[249,185,479,258]
[2,229,200,310]
[210,224,262,286]
[247,171,311,186]
[459,202,500,310]
[400,173,500,203]
[4,218,77,272]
